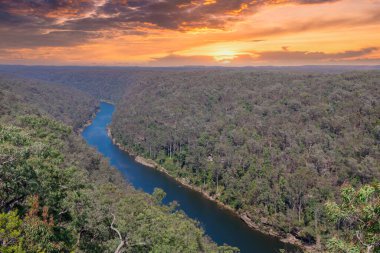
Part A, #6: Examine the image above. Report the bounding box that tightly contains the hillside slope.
[0,75,98,130]
[0,76,229,252]
[110,70,380,248]
[0,66,141,102]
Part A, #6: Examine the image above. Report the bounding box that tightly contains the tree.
[0,211,25,253]
[152,188,166,204]
[325,183,380,253]
[110,213,127,253]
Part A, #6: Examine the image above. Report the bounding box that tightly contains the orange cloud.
[0,0,379,66]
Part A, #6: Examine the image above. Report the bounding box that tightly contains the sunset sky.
[0,0,379,66]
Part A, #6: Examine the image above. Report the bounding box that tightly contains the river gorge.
[82,102,299,253]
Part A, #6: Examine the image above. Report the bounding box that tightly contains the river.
[82,102,299,253]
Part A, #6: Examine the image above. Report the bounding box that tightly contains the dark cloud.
[0,0,98,48]
[0,0,94,18]
[0,0,258,33]
[0,0,342,49]
[93,0,239,30]
[96,0,339,30]
[0,30,100,48]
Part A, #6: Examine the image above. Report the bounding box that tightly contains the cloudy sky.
[0,0,379,66]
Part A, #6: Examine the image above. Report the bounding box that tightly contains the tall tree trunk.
[298,201,302,223]
[367,245,374,253]
[111,214,127,253]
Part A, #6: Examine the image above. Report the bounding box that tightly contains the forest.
[0,66,143,101]
[4,65,375,102]
[0,75,232,253]
[0,66,379,252]
[109,69,379,251]
[0,74,98,130]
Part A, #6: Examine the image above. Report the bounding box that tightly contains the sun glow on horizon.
[211,49,238,62]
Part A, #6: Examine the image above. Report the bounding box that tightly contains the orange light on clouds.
[203,0,217,5]
[0,0,379,66]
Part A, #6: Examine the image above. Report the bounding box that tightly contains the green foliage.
[110,70,380,248]
[22,195,74,253]
[1,67,136,101]
[325,238,361,253]
[217,245,240,253]
[4,66,379,251]
[325,184,380,253]
[0,75,98,130]
[0,89,223,252]
[152,188,166,204]
[0,211,25,253]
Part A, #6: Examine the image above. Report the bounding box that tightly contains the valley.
[1,66,379,252]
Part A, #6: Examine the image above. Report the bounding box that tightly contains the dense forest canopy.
[0,65,379,252]
[109,69,380,250]
[0,67,137,101]
[0,75,97,130]
[0,75,230,253]
[1,65,379,102]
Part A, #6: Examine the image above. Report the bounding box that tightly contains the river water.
[82,102,299,253]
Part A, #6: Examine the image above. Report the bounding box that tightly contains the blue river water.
[82,102,299,253]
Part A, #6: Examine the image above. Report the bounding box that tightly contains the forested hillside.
[0,66,140,102]
[0,75,97,130]
[110,70,380,250]
[1,67,378,252]
[6,65,378,103]
[0,76,229,252]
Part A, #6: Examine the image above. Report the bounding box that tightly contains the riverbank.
[77,106,100,133]
[77,100,115,133]
[106,128,319,253]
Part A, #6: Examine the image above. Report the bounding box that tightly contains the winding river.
[82,102,299,253]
